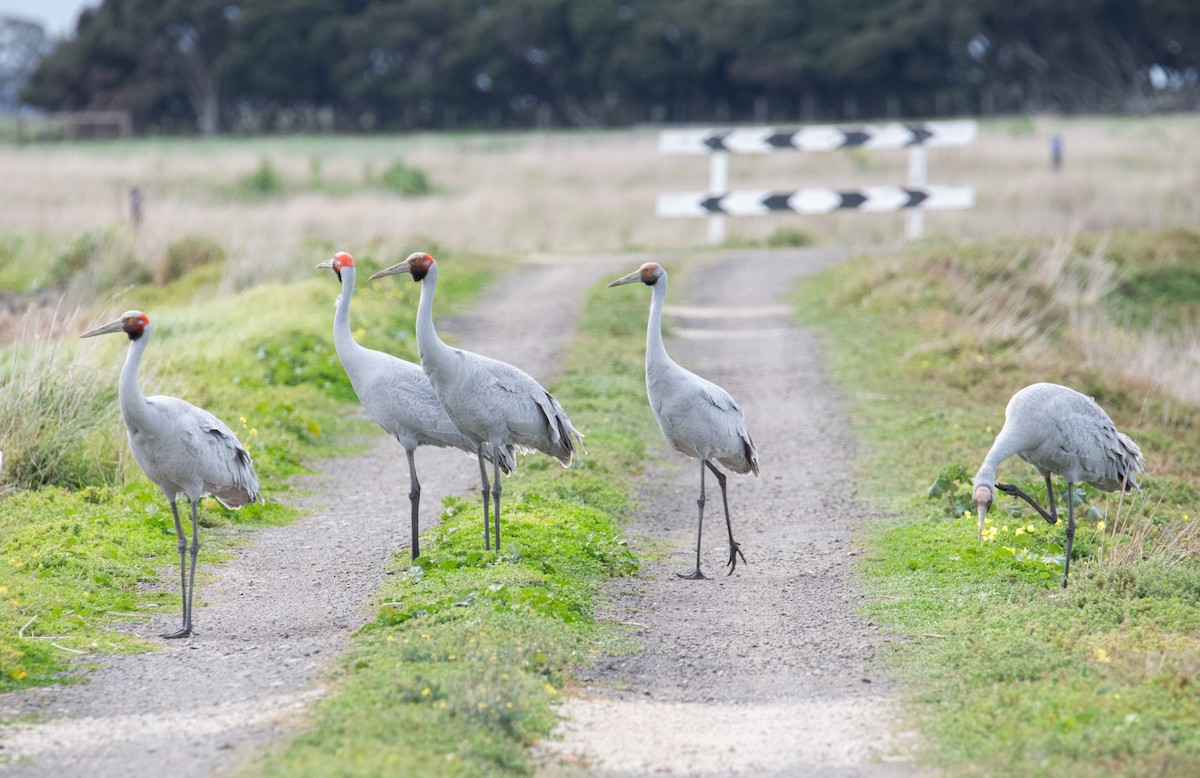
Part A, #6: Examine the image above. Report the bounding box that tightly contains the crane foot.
[161,626,192,639]
[725,542,747,575]
[676,568,707,580]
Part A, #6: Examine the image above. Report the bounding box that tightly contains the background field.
[1,115,1199,291]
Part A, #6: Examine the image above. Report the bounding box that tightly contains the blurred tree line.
[16,0,1200,135]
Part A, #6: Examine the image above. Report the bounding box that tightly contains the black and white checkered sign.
[660,121,976,155]
[657,186,974,217]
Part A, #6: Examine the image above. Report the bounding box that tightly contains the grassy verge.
[0,239,492,692]
[795,232,1200,775]
[245,271,657,776]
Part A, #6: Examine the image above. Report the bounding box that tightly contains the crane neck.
[645,273,673,372]
[415,260,450,362]
[332,265,365,360]
[118,324,151,424]
[973,426,1021,490]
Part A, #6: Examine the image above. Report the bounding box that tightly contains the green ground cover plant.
[0,236,493,692]
[246,271,657,777]
[795,231,1200,776]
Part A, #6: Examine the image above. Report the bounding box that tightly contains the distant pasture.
[0,115,1197,291]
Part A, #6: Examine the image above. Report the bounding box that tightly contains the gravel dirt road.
[537,248,918,777]
[0,248,916,777]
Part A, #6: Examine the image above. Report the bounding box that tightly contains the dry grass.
[1,115,1199,291]
[1098,489,1200,569]
[0,304,121,490]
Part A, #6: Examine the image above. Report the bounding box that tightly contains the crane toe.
[726,541,747,575]
[677,568,707,581]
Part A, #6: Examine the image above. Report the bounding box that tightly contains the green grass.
[244,270,658,776]
[0,236,494,692]
[795,232,1200,776]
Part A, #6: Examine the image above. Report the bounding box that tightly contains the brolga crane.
[609,262,759,579]
[370,252,583,552]
[82,311,260,638]
[973,382,1145,588]
[316,251,510,559]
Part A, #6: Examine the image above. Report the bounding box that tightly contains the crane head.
[608,262,664,288]
[315,252,355,282]
[81,310,150,341]
[973,484,993,541]
[370,251,435,282]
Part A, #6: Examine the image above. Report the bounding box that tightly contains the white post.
[905,145,926,239]
[707,151,728,244]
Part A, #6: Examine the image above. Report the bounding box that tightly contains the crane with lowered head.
[973,382,1145,588]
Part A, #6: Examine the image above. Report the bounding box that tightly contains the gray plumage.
[973,382,1144,587]
[609,262,758,579]
[317,252,509,559]
[82,310,260,638]
[370,252,583,552]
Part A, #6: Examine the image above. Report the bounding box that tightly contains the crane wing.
[1046,388,1145,491]
[155,396,261,508]
[350,348,474,450]
[650,366,757,475]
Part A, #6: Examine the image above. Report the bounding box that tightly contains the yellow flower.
[1095,521,1106,532]
[544,683,558,695]
[1014,527,1025,536]
[421,687,431,697]
[1094,647,1110,663]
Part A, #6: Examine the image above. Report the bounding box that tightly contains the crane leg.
[995,482,1058,524]
[678,461,708,580]
[705,460,746,575]
[406,448,421,560]
[1062,483,1076,588]
[162,499,192,639]
[183,499,201,634]
[491,455,503,552]
[1044,474,1059,523]
[477,448,492,551]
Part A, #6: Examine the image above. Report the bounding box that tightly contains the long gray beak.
[80,319,125,338]
[370,257,414,281]
[315,258,335,269]
[976,502,987,541]
[607,270,642,287]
